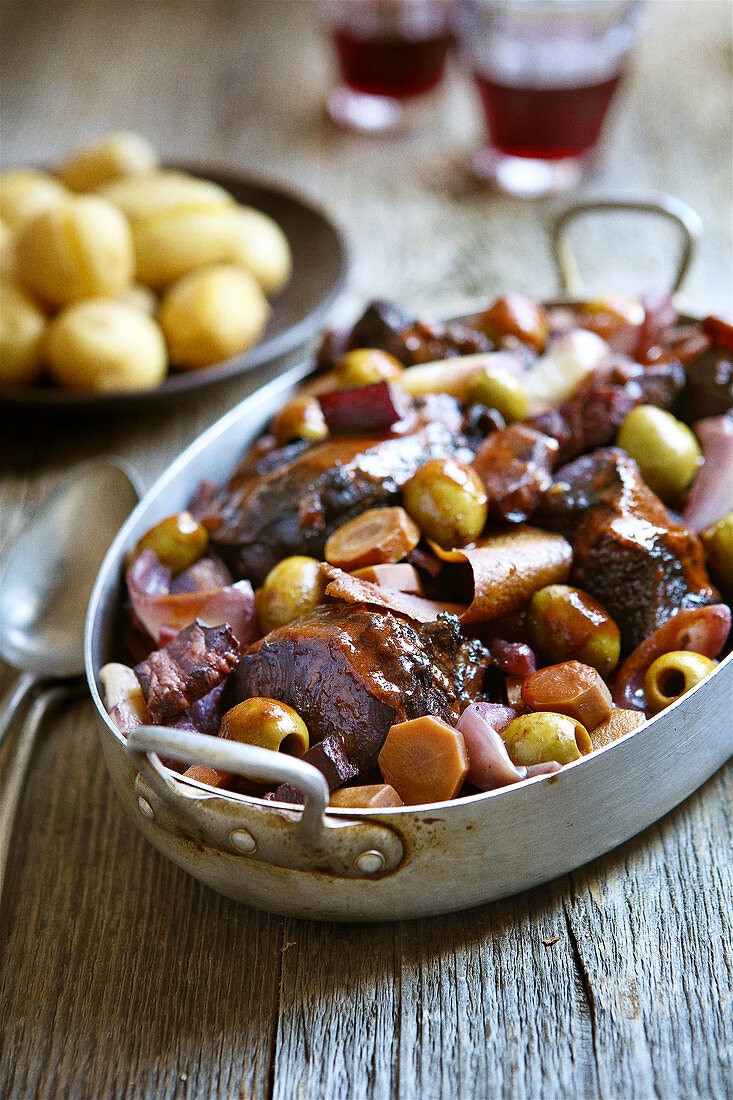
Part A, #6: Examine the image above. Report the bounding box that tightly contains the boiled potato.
[15,195,134,307]
[0,281,47,385]
[98,169,236,222]
[0,168,67,230]
[57,131,159,193]
[159,263,270,369]
[118,283,158,315]
[228,207,292,296]
[45,299,167,392]
[0,219,16,277]
[131,206,242,288]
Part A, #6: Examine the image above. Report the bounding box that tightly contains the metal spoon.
[0,461,140,744]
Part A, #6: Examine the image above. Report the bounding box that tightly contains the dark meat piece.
[472,424,558,523]
[164,683,226,736]
[206,411,472,585]
[679,347,733,422]
[135,619,241,723]
[527,358,685,466]
[537,448,718,650]
[225,605,490,788]
[315,301,492,370]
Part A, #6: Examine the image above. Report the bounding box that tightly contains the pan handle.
[551,193,703,296]
[127,726,404,879]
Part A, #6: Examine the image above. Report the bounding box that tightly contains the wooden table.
[1,2,731,1096]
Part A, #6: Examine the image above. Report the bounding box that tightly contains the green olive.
[220,698,309,756]
[402,457,488,548]
[644,650,717,714]
[130,511,208,574]
[335,347,404,389]
[701,511,733,591]
[257,555,328,634]
[528,584,621,677]
[270,397,328,447]
[616,405,702,502]
[466,366,529,423]
[501,712,592,766]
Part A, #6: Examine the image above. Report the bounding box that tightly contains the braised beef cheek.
[205,421,473,586]
[538,448,718,650]
[225,605,490,787]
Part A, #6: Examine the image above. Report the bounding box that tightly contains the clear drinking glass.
[455,0,648,196]
[318,0,455,132]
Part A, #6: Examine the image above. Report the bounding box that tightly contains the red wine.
[474,70,623,160]
[333,28,452,99]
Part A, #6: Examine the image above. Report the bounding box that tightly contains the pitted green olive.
[402,457,488,548]
[257,555,328,634]
[501,711,592,766]
[616,405,702,502]
[335,347,404,389]
[643,650,717,714]
[701,512,733,591]
[466,366,529,423]
[220,698,309,756]
[131,511,208,573]
[528,584,621,677]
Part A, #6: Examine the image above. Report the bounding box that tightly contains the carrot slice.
[329,784,404,809]
[377,715,469,805]
[351,562,425,595]
[324,507,421,570]
[521,660,613,731]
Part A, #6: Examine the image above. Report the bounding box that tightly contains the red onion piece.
[682,414,733,532]
[612,604,731,710]
[525,762,563,778]
[127,549,257,647]
[456,702,524,789]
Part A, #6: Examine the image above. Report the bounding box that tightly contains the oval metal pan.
[85,311,733,922]
[0,166,348,416]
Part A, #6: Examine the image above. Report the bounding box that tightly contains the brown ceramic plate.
[0,165,348,414]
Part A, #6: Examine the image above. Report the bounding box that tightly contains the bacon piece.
[428,529,573,625]
[321,563,466,623]
[135,619,241,723]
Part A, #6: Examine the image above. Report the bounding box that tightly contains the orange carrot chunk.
[351,562,425,595]
[522,660,613,731]
[377,715,469,805]
[182,764,232,788]
[324,506,421,571]
[329,784,404,809]
[590,708,646,751]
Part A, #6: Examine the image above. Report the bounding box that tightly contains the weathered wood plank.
[0,697,283,1100]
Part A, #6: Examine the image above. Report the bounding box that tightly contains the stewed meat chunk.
[225,605,490,787]
[538,448,718,649]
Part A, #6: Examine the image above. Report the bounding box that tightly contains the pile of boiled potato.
[0,132,293,393]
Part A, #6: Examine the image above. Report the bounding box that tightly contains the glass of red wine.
[319,0,455,132]
[455,0,648,196]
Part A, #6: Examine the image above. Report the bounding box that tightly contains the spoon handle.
[0,672,39,751]
[0,684,78,897]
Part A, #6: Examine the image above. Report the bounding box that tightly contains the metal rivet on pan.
[137,796,154,821]
[356,849,385,876]
[230,829,257,855]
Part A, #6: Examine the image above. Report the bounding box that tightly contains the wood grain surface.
[1,2,732,1097]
